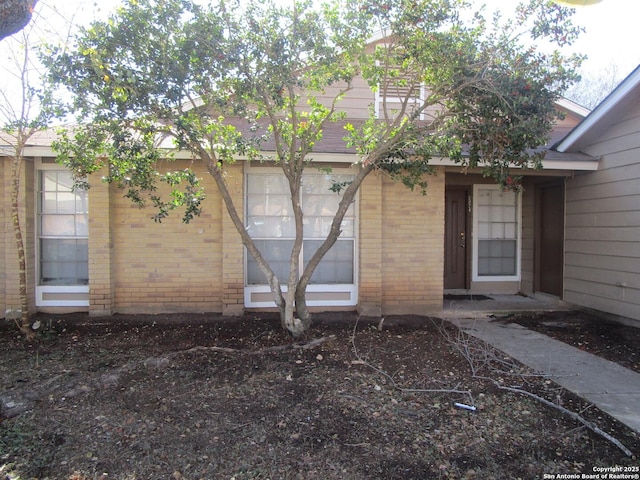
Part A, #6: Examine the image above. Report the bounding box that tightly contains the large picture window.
[473,185,521,281]
[245,170,356,307]
[38,170,89,286]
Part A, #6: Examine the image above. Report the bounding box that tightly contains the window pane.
[42,192,58,213]
[42,171,58,191]
[57,192,77,213]
[39,238,89,285]
[478,240,516,276]
[76,191,89,214]
[56,171,74,191]
[246,172,355,287]
[247,240,294,285]
[76,214,89,236]
[42,215,77,236]
[475,187,518,278]
[303,240,354,284]
[38,170,89,287]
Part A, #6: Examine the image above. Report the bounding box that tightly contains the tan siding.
[566,171,640,201]
[578,103,640,157]
[565,239,638,257]
[565,251,640,273]
[313,76,375,120]
[380,167,444,314]
[564,103,640,323]
[565,226,640,242]
[566,210,640,228]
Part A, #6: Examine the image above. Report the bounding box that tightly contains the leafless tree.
[564,63,627,109]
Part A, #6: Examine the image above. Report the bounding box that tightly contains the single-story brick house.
[7,62,637,325]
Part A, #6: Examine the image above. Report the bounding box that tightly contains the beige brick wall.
[88,169,115,316]
[1,158,6,317]
[16,158,449,318]
[380,167,445,315]
[220,163,245,315]
[358,171,383,316]
[111,160,225,314]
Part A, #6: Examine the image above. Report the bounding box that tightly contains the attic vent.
[376,72,425,120]
[381,74,422,100]
[41,157,57,164]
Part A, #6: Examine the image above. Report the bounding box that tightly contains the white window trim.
[36,286,90,307]
[244,164,358,309]
[35,159,90,307]
[471,184,522,283]
[244,284,358,309]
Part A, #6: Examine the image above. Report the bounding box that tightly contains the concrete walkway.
[444,313,640,434]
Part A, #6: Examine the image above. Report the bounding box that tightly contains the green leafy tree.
[49,0,583,336]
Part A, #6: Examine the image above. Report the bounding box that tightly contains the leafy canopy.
[48,0,584,221]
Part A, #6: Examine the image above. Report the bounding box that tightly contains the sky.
[46,0,640,78]
[4,0,640,103]
[468,0,640,79]
[532,0,640,77]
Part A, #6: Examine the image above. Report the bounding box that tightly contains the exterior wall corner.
[88,171,115,316]
[221,163,245,316]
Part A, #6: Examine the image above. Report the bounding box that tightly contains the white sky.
[478,0,640,77]
[566,0,640,76]
[50,0,640,77]
[6,0,640,96]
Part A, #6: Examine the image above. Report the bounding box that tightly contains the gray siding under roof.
[564,101,640,322]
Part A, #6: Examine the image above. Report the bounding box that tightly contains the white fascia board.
[427,157,598,171]
[555,97,590,117]
[20,146,57,157]
[173,151,358,163]
[539,159,598,171]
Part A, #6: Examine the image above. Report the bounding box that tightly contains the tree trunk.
[294,163,376,335]
[10,154,34,340]
[203,155,288,315]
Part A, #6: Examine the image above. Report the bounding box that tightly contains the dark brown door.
[538,183,564,296]
[444,188,468,289]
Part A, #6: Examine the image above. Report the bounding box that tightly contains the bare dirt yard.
[1,311,639,480]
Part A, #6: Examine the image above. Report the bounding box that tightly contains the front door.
[537,182,564,297]
[444,187,469,289]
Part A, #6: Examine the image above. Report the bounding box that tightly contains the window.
[245,170,356,307]
[473,185,520,281]
[37,170,89,286]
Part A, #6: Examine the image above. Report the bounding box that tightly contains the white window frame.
[35,160,90,307]
[472,184,522,283]
[244,165,358,308]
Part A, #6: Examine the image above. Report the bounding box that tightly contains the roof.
[2,100,599,170]
[553,64,640,153]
